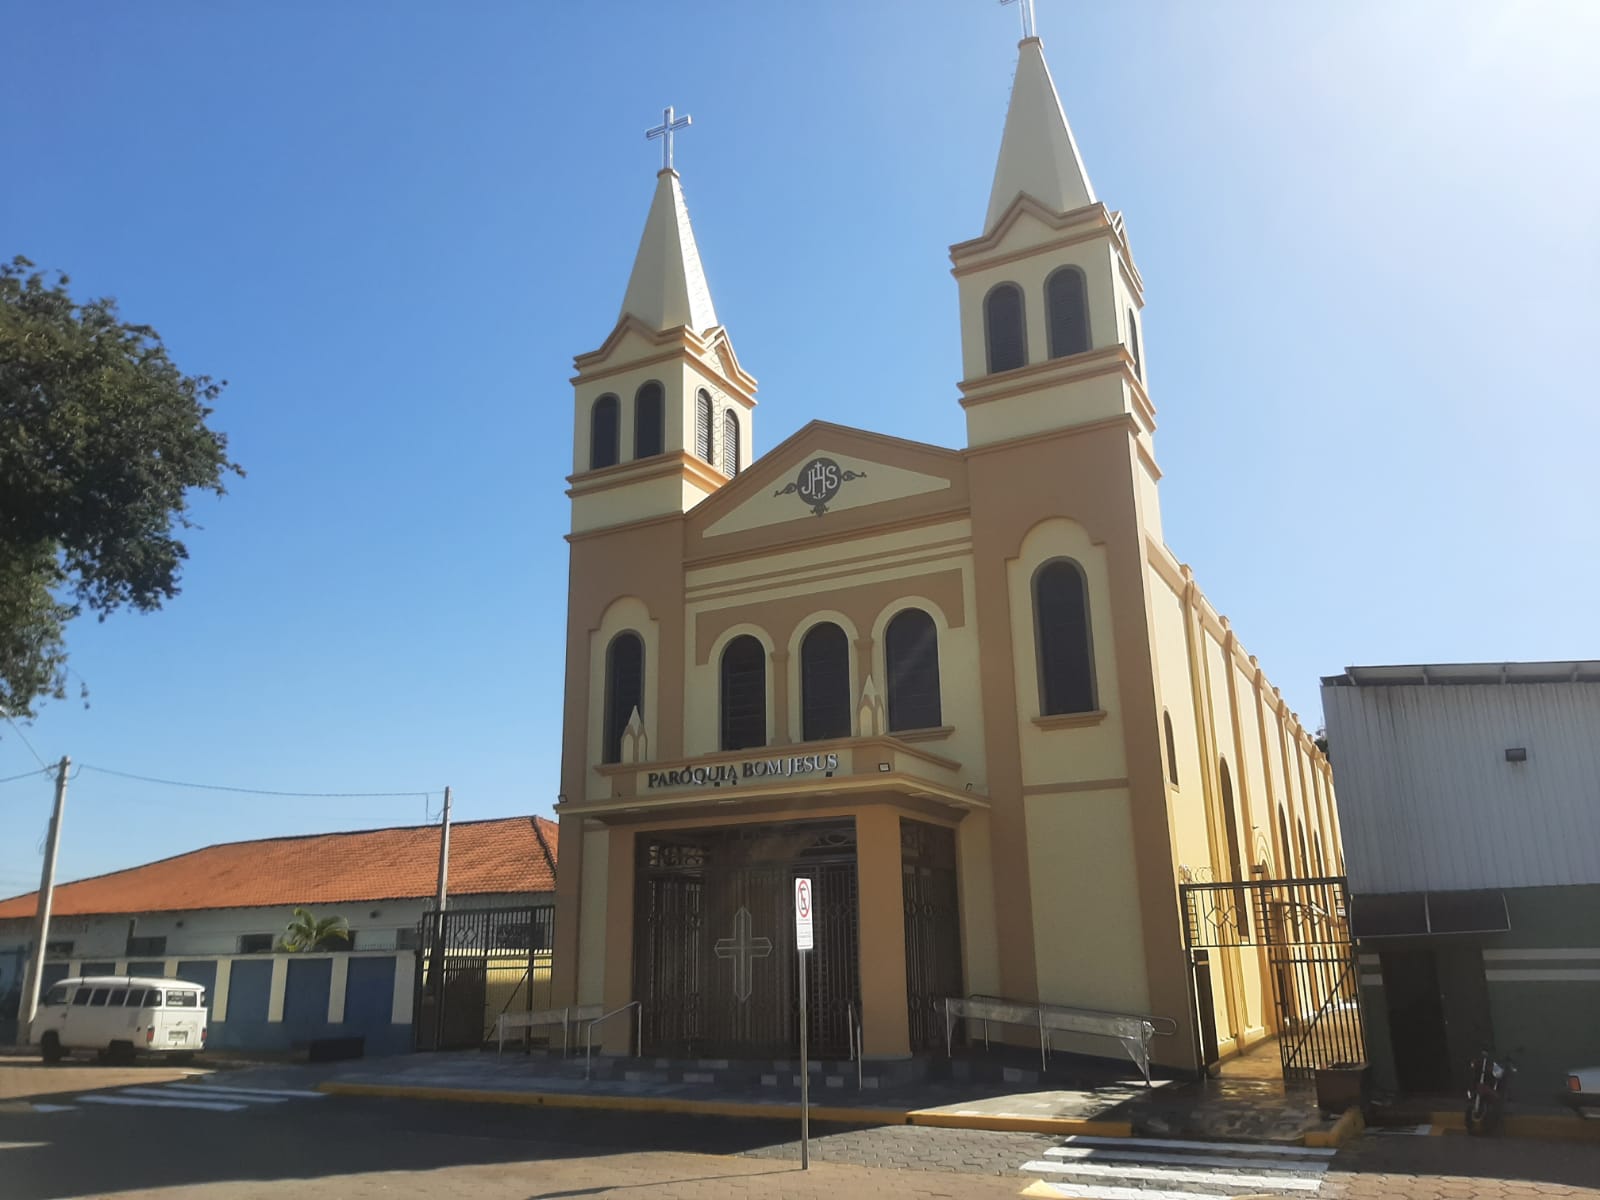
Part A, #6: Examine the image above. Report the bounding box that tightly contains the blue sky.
[3,1,1597,895]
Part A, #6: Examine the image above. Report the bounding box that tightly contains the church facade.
[548,34,1341,1072]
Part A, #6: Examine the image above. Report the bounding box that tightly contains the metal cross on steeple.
[1000,0,1037,40]
[645,105,693,172]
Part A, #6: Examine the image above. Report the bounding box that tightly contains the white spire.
[984,37,1096,233]
[618,168,719,334]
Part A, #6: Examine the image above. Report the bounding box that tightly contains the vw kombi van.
[34,975,206,1062]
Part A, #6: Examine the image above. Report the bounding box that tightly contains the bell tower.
[950,32,1153,473]
[568,107,756,536]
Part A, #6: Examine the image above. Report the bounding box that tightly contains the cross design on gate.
[713,906,772,1003]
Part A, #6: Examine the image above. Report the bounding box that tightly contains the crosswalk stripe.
[1020,1181,1238,1200]
[169,1082,326,1099]
[1044,1145,1329,1175]
[1057,1134,1337,1158]
[158,1085,289,1104]
[1023,1158,1323,1192]
[79,1094,245,1113]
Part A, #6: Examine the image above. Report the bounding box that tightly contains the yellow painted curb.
[1426,1109,1600,1142]
[316,1081,1135,1136]
[1303,1106,1364,1148]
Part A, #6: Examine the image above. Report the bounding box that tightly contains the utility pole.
[434,785,452,915]
[20,756,69,1041]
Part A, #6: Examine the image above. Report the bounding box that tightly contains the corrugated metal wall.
[1321,681,1600,893]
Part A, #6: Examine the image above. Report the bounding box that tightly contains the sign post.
[794,876,814,1169]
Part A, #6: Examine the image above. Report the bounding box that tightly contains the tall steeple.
[567,108,755,536]
[618,167,719,334]
[985,37,1096,234]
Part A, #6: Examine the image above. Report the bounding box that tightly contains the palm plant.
[276,908,350,953]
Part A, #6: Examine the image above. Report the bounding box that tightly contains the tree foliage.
[276,908,351,953]
[0,256,242,717]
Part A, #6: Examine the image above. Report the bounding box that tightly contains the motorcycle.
[1465,1050,1515,1136]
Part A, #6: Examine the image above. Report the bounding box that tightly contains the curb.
[1303,1106,1364,1148]
[316,1081,1134,1137]
[1423,1109,1600,1142]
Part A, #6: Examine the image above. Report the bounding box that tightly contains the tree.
[0,256,242,718]
[276,908,351,953]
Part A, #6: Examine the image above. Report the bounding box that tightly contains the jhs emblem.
[774,456,867,517]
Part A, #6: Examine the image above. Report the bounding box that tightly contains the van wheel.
[40,1033,64,1064]
[107,1041,137,1065]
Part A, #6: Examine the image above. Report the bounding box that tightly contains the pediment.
[689,422,964,543]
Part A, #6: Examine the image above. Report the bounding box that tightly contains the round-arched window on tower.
[634,381,665,459]
[983,283,1027,374]
[1045,267,1090,359]
[590,395,621,470]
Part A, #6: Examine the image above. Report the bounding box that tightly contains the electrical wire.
[0,767,53,785]
[78,763,436,801]
[0,709,53,771]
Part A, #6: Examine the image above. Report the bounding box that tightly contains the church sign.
[646,752,840,790]
[774,457,866,516]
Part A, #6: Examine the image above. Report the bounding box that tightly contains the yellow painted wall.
[576,827,609,1006]
[956,810,1001,996]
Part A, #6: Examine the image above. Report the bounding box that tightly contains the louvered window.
[634,381,665,459]
[800,622,851,741]
[695,389,714,462]
[590,395,620,469]
[984,283,1027,373]
[1046,267,1090,358]
[1163,710,1179,786]
[722,411,740,477]
[885,609,941,732]
[1127,307,1143,380]
[720,635,766,750]
[1034,559,1095,715]
[603,632,644,764]
[1221,761,1249,938]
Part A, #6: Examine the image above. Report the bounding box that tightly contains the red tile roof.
[0,816,558,919]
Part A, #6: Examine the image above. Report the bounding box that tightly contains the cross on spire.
[645,105,692,172]
[1000,0,1037,40]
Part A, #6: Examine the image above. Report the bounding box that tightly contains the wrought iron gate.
[902,819,963,1052]
[414,904,554,1050]
[634,820,860,1058]
[1180,875,1365,1084]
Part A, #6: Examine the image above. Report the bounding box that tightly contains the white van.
[34,976,207,1063]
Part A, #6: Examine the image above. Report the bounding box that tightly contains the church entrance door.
[633,819,860,1058]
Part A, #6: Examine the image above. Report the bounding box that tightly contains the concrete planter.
[1314,1061,1369,1116]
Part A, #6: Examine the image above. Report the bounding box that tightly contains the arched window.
[983,282,1027,374]
[1163,710,1179,786]
[800,622,851,741]
[885,608,941,732]
[590,395,620,470]
[1220,760,1249,938]
[695,389,714,463]
[634,381,665,459]
[719,635,766,751]
[1314,831,1326,878]
[1278,807,1293,877]
[602,632,644,765]
[1045,266,1090,359]
[1297,818,1310,878]
[1033,559,1095,715]
[721,410,740,478]
[1126,307,1143,380]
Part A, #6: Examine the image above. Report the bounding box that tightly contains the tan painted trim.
[892,725,955,743]
[592,732,964,780]
[686,542,973,607]
[1134,436,1162,482]
[567,449,726,496]
[687,534,972,596]
[570,773,986,821]
[573,318,758,400]
[958,346,1128,404]
[1030,709,1108,731]
[564,510,682,545]
[961,413,1140,461]
[1020,777,1130,796]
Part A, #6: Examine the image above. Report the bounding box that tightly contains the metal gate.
[1180,875,1365,1084]
[634,819,860,1058]
[902,819,963,1052]
[414,904,554,1050]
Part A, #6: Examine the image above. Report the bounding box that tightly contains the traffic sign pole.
[794,877,814,1170]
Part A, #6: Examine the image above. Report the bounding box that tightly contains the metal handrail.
[943,993,1177,1087]
[495,1003,603,1056]
[845,1000,863,1092]
[583,1000,642,1080]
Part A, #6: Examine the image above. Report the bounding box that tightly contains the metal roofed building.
[1321,661,1600,1099]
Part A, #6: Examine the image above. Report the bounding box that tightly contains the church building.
[549,28,1341,1074]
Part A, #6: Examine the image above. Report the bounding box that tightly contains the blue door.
[175,961,218,1019]
[127,961,167,978]
[283,958,333,1042]
[223,959,273,1048]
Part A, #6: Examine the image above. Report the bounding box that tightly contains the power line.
[0,709,52,771]
[78,763,437,802]
[0,767,53,786]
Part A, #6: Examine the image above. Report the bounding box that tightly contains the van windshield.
[42,984,69,1006]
